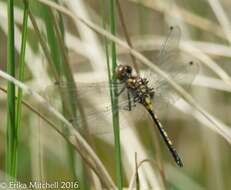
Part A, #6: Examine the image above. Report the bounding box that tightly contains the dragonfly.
[45,26,199,167]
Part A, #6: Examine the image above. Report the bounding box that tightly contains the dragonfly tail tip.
[177,159,184,167]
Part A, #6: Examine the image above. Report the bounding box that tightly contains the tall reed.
[109,0,123,189]
[6,0,16,178]
[15,0,29,178]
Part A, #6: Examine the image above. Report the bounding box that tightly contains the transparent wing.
[145,26,199,113]
[52,81,125,98]
[154,54,199,101]
[157,26,181,65]
[43,81,145,135]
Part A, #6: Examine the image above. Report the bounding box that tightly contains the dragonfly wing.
[145,25,199,107]
[156,25,181,65]
[43,81,139,135]
[51,81,125,98]
[153,52,200,105]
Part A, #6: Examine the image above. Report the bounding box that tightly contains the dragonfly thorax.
[126,76,154,104]
[115,65,154,104]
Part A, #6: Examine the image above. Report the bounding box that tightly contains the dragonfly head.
[115,64,132,81]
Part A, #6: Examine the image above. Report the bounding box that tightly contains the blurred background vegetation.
[0,0,231,189]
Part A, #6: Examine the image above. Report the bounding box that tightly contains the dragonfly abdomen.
[146,107,183,167]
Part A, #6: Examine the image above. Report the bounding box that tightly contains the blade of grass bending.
[6,0,16,179]
[109,0,123,189]
[15,0,29,178]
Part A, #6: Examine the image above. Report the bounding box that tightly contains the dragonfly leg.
[122,91,136,111]
[115,85,126,96]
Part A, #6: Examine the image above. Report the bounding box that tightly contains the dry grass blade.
[125,36,231,58]
[174,99,231,144]
[207,0,231,44]
[193,75,231,92]
[0,70,116,189]
[189,41,231,58]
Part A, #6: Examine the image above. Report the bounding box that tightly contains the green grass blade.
[101,0,123,187]
[14,0,29,179]
[16,0,28,136]
[109,0,123,189]
[6,0,16,178]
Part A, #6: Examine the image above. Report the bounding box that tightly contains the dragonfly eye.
[115,64,130,80]
[125,65,132,74]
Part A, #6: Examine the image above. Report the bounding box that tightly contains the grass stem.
[109,0,123,189]
[14,0,29,179]
[6,0,16,179]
